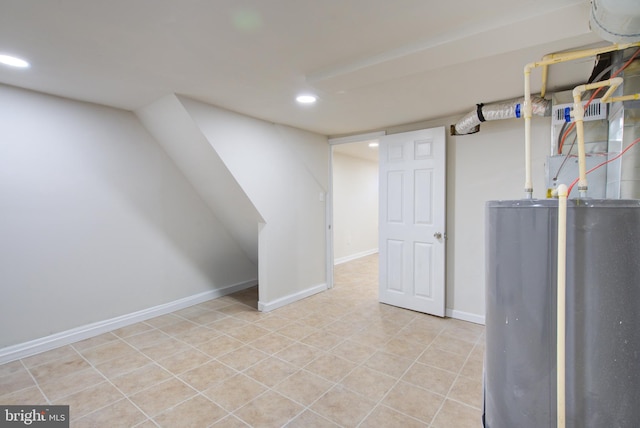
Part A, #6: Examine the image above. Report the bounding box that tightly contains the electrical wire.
[558,48,640,154]
[567,137,640,197]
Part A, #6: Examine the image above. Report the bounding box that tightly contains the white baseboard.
[258,283,327,312]
[334,248,378,265]
[0,279,257,365]
[446,308,485,325]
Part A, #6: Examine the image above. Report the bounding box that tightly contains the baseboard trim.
[446,308,485,325]
[0,279,257,365]
[334,249,378,265]
[258,283,327,312]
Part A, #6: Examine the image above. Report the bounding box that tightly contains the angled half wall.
[136,95,263,267]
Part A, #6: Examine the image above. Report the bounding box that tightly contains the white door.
[379,127,446,316]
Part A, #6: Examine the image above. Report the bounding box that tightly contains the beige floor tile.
[73,398,147,428]
[460,357,484,380]
[273,369,333,406]
[187,310,228,325]
[0,255,486,427]
[113,322,154,338]
[0,369,36,395]
[299,312,336,329]
[111,363,172,396]
[216,345,268,371]
[207,317,249,332]
[235,390,303,427]
[79,340,139,365]
[158,320,199,337]
[431,399,482,428]
[129,378,197,417]
[441,325,484,344]
[204,374,267,411]
[275,342,320,367]
[430,335,475,357]
[95,351,151,379]
[124,329,172,349]
[0,386,48,405]
[143,313,182,329]
[38,367,104,401]
[72,333,120,352]
[210,415,250,427]
[285,410,341,427]
[252,315,291,332]
[0,361,25,378]
[243,356,298,388]
[172,325,221,346]
[29,354,91,384]
[197,335,244,358]
[364,351,413,378]
[311,385,376,427]
[58,381,125,420]
[275,322,318,340]
[137,337,191,360]
[153,395,228,427]
[403,362,457,396]
[382,381,444,424]
[249,332,295,355]
[133,419,158,428]
[217,303,253,317]
[360,405,429,428]
[449,375,483,409]
[305,353,357,382]
[418,346,468,373]
[330,340,377,364]
[381,336,429,360]
[340,366,398,402]
[394,328,439,347]
[178,360,237,391]
[300,330,344,351]
[231,309,270,323]
[22,345,79,368]
[350,329,393,348]
[323,319,366,337]
[157,348,211,375]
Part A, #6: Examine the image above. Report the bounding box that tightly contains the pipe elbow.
[557,184,568,198]
[572,85,587,98]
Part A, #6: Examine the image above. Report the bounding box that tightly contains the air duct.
[590,0,640,43]
[452,96,550,136]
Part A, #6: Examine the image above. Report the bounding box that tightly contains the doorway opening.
[328,133,382,291]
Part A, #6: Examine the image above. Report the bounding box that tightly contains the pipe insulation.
[590,0,640,44]
[454,96,550,135]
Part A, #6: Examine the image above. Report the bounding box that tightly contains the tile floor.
[0,254,485,427]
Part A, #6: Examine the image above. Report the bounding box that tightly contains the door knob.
[434,232,442,240]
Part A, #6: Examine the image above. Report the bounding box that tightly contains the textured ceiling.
[0,0,604,136]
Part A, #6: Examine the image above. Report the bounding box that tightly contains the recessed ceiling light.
[296,95,317,104]
[368,142,379,148]
[0,54,30,68]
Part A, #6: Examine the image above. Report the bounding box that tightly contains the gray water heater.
[484,199,640,427]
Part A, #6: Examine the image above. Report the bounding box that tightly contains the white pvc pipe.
[572,77,624,197]
[556,183,568,428]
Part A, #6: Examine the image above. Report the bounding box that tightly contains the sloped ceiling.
[0,0,604,136]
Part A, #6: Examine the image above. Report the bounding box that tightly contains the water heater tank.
[484,199,640,427]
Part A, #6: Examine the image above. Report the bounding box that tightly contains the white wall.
[388,115,551,322]
[0,85,257,348]
[177,97,329,308]
[332,152,378,263]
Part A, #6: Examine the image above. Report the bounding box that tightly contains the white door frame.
[326,131,386,288]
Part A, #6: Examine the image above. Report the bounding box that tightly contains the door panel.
[379,127,446,316]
